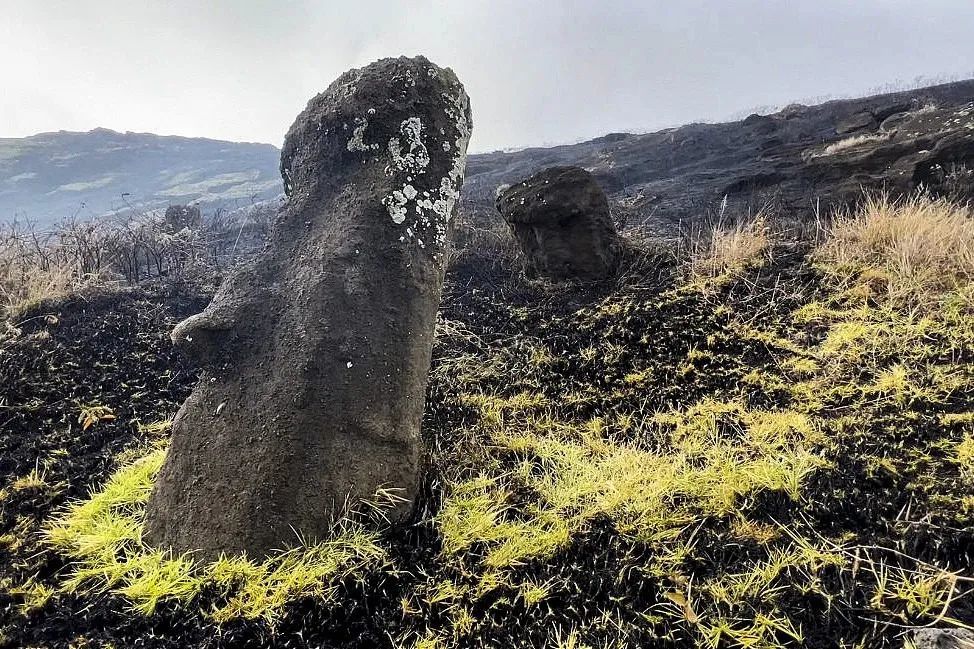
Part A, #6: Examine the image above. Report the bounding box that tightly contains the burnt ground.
[0,287,206,644]
[1,248,973,648]
[462,80,974,234]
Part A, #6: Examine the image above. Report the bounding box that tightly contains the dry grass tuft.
[688,215,771,284]
[447,208,518,273]
[816,194,974,305]
[818,133,890,156]
[0,251,95,321]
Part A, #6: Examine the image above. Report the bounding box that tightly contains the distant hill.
[0,128,282,225]
[3,79,973,230]
[462,79,974,233]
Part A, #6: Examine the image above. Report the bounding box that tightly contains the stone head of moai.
[496,166,621,281]
[279,56,471,240]
[145,56,472,560]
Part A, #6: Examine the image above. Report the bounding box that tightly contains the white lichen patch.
[382,117,432,226]
[439,87,473,223]
[393,70,417,88]
[388,117,430,174]
[347,117,379,153]
[329,72,360,105]
[379,84,472,253]
[384,189,409,225]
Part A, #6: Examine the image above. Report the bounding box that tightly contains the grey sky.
[2,1,973,152]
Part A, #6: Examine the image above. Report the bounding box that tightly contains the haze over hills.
[2,79,974,230]
[0,129,282,225]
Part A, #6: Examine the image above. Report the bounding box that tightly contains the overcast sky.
[2,1,973,152]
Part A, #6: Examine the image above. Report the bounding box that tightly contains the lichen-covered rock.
[144,55,472,560]
[495,166,621,280]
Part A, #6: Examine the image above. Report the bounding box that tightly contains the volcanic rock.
[910,628,974,649]
[495,166,621,280]
[144,55,473,560]
[835,110,876,134]
[463,80,974,236]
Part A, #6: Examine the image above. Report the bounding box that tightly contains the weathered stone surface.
[910,628,974,649]
[495,166,621,280]
[144,55,472,560]
[805,101,974,204]
[835,110,876,134]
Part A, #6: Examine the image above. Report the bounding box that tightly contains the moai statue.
[496,166,621,280]
[145,56,472,559]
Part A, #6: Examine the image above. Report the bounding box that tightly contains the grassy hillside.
[0,195,972,648]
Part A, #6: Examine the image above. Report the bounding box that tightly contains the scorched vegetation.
[1,194,972,648]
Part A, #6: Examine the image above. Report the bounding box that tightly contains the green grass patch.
[22,194,974,647]
[43,442,389,624]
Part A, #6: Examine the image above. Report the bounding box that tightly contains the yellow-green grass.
[428,385,841,646]
[958,432,974,481]
[43,446,388,624]
[778,196,974,425]
[414,194,974,646]
[32,193,974,647]
[441,397,827,560]
[3,577,56,614]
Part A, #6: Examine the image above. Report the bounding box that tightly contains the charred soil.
[1,230,973,648]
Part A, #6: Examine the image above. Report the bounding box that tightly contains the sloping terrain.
[1,79,973,649]
[463,80,974,232]
[1,193,973,647]
[3,80,973,231]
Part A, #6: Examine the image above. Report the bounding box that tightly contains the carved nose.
[171,311,234,367]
